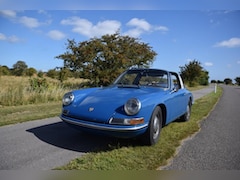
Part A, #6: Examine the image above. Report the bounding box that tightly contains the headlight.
[124,98,141,115]
[62,92,74,106]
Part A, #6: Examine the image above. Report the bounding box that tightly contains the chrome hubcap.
[153,116,160,139]
[186,105,190,120]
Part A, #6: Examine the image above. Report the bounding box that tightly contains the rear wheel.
[180,101,191,122]
[142,106,162,146]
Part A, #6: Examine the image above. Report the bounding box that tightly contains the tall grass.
[0,76,86,106]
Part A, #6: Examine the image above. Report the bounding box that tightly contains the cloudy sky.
[0,1,240,81]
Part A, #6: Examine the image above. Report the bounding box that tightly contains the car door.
[166,72,188,123]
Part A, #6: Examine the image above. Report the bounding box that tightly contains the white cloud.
[127,18,151,31]
[154,26,169,31]
[92,20,121,37]
[124,28,143,38]
[0,33,21,43]
[214,37,240,48]
[1,10,51,29]
[8,35,21,42]
[61,16,121,38]
[125,18,168,37]
[204,62,213,66]
[0,10,17,18]
[47,30,66,40]
[61,17,169,38]
[0,33,7,40]
[19,16,41,28]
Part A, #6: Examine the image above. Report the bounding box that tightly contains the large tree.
[12,60,28,76]
[56,32,157,86]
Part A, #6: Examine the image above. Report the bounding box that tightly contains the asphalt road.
[161,85,240,170]
[0,117,118,170]
[0,84,223,170]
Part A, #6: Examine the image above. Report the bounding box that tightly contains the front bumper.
[60,114,148,138]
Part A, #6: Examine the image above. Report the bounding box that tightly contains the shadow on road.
[26,121,141,153]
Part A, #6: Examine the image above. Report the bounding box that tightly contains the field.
[0,76,87,126]
[0,75,86,106]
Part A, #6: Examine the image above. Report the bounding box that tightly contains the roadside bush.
[29,78,49,92]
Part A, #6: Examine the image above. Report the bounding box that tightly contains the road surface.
[0,85,216,170]
[160,85,240,170]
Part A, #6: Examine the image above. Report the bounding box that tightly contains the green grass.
[186,85,207,91]
[0,102,61,126]
[56,86,222,170]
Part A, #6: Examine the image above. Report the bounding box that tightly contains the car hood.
[65,86,167,123]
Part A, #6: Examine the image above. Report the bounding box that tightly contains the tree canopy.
[179,60,209,87]
[56,32,157,86]
[235,77,240,86]
[12,60,28,76]
[224,78,233,85]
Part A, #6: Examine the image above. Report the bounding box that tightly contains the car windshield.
[114,69,169,89]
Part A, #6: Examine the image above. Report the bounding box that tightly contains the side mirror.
[174,84,180,91]
[171,85,179,93]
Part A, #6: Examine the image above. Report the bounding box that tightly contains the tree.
[25,67,37,77]
[12,61,28,76]
[0,65,11,76]
[235,77,240,86]
[58,67,70,83]
[217,80,224,84]
[56,32,157,86]
[37,71,44,78]
[211,80,217,83]
[179,60,204,87]
[47,69,59,79]
[198,70,209,86]
[224,78,232,85]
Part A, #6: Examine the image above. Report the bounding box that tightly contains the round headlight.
[124,98,141,115]
[62,92,74,106]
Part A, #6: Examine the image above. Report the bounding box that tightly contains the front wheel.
[142,106,162,146]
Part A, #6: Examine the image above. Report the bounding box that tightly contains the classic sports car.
[61,68,193,145]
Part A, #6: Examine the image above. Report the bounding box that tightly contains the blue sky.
[0,9,240,81]
[0,0,240,10]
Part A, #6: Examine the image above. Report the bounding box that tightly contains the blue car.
[61,68,193,145]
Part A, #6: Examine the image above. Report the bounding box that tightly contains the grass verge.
[56,86,222,170]
[0,102,61,126]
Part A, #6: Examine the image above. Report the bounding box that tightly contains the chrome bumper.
[60,115,148,132]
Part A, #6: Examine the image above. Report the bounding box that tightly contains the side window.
[170,73,181,90]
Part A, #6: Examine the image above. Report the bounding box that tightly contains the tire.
[142,106,162,146]
[180,101,191,122]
